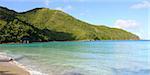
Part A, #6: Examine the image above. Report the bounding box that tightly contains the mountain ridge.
[0,6,140,43]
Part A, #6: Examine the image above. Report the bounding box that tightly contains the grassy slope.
[0,6,139,42]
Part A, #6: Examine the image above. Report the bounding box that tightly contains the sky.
[0,0,149,40]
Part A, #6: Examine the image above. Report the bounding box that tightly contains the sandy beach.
[0,53,30,75]
[0,62,30,75]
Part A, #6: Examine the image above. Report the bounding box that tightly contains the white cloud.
[131,1,150,9]
[115,19,139,29]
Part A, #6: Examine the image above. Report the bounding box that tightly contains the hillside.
[0,6,140,43]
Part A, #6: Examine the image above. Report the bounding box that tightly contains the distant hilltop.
[0,6,140,43]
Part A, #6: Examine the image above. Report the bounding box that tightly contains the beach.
[0,53,30,75]
[0,62,30,75]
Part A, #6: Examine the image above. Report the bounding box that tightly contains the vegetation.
[0,6,139,43]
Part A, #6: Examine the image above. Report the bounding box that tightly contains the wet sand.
[0,62,30,75]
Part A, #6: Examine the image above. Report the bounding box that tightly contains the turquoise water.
[0,41,150,75]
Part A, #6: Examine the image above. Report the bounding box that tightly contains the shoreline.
[0,53,30,75]
[0,40,144,44]
[0,52,48,75]
[0,61,30,75]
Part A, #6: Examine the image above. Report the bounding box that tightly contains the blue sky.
[0,0,149,40]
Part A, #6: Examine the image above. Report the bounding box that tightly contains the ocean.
[0,41,150,75]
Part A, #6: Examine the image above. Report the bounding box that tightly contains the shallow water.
[0,41,150,75]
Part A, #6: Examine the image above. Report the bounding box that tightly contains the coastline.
[0,39,143,44]
[0,62,30,75]
[0,53,30,75]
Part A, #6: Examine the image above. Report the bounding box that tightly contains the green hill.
[0,6,139,43]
